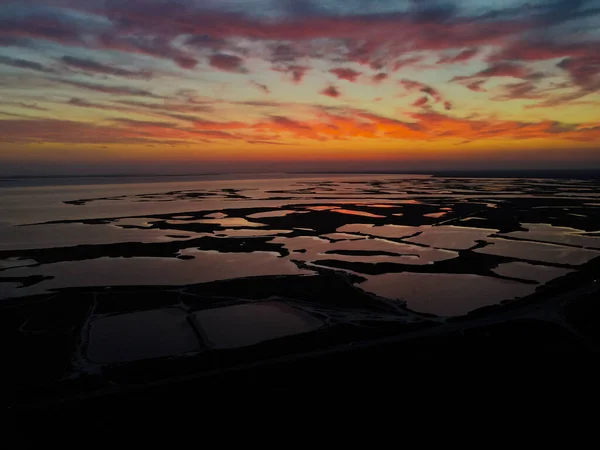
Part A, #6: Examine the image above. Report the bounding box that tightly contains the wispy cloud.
[59,80,163,98]
[62,56,152,79]
[0,56,55,73]
[400,79,444,104]
[0,100,49,111]
[250,80,270,94]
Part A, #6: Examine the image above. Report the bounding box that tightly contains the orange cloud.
[2,107,600,148]
[412,96,429,107]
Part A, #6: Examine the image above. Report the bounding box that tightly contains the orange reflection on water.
[332,209,385,218]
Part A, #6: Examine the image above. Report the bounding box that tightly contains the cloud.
[488,40,597,63]
[99,34,199,69]
[463,79,487,92]
[239,100,282,107]
[372,73,388,83]
[61,56,152,79]
[400,79,443,103]
[487,39,600,100]
[493,81,547,101]
[112,118,179,128]
[444,101,452,111]
[0,2,528,72]
[192,118,248,130]
[59,80,163,98]
[477,62,531,78]
[0,118,183,145]
[329,68,362,82]
[209,54,246,73]
[437,48,479,64]
[273,64,310,83]
[245,139,290,146]
[68,97,116,110]
[1,0,600,148]
[0,101,49,111]
[412,96,429,107]
[393,56,425,72]
[117,99,213,114]
[250,80,270,94]
[557,56,600,90]
[0,10,83,45]
[526,90,599,109]
[3,103,600,146]
[270,43,301,63]
[0,55,55,73]
[189,129,238,140]
[3,1,598,81]
[320,86,341,98]
[453,62,531,84]
[67,97,140,114]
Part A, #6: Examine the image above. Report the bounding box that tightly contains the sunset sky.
[0,0,599,174]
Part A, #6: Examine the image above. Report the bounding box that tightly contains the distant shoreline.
[1,169,599,180]
[289,169,600,178]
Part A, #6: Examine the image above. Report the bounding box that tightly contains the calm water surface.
[1,173,599,316]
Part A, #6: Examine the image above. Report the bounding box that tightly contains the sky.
[0,0,599,174]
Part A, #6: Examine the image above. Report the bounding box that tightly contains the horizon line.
[2,168,600,180]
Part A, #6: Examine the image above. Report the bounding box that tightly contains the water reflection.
[195,301,323,349]
[423,212,447,219]
[1,174,599,316]
[87,308,200,364]
[272,235,456,265]
[338,224,421,238]
[506,223,600,248]
[332,209,386,218]
[247,210,303,218]
[406,226,495,250]
[0,251,313,298]
[358,273,536,316]
[474,238,599,265]
[168,218,266,228]
[0,222,185,251]
[492,262,573,283]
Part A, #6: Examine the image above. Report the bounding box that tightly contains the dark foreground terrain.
[2,175,600,432]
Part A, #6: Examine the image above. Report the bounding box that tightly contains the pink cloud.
[274,65,309,83]
[437,48,479,65]
[400,79,443,103]
[464,79,487,92]
[558,56,600,90]
[412,96,429,107]
[372,73,388,83]
[392,56,425,72]
[330,68,362,82]
[321,86,341,98]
